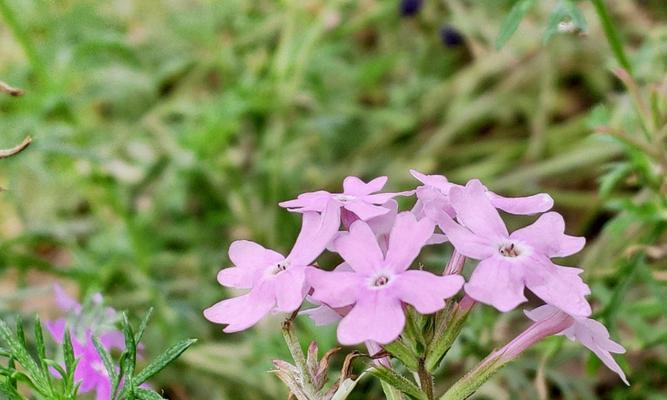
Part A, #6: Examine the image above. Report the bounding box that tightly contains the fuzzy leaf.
[135,307,154,344]
[368,367,427,400]
[135,388,166,400]
[133,338,197,385]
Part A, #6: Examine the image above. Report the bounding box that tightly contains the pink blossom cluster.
[204,171,628,384]
[47,286,126,400]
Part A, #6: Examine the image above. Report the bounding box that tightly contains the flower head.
[525,305,628,385]
[279,176,412,221]
[308,212,463,345]
[46,287,125,400]
[204,201,340,332]
[435,179,590,316]
[410,170,554,220]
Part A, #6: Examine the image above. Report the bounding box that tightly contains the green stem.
[281,315,315,393]
[425,296,475,372]
[0,0,48,85]
[589,0,632,74]
[418,359,435,400]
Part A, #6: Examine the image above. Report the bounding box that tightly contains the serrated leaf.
[368,367,426,400]
[496,0,537,49]
[0,319,49,393]
[93,335,118,383]
[134,308,154,344]
[133,338,197,385]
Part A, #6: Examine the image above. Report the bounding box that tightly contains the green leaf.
[382,340,419,371]
[134,307,154,344]
[133,338,197,385]
[62,329,76,374]
[331,372,367,400]
[496,0,537,49]
[0,319,49,393]
[122,313,137,379]
[32,317,47,371]
[92,335,118,383]
[368,367,427,400]
[135,388,166,400]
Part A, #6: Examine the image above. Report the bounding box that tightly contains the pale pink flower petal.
[334,221,384,274]
[273,266,308,312]
[337,293,405,345]
[486,191,554,215]
[526,305,628,385]
[203,285,276,333]
[306,268,361,308]
[464,258,527,312]
[393,271,464,314]
[385,212,436,272]
[288,202,341,265]
[510,212,585,258]
[343,200,391,220]
[524,258,592,317]
[216,266,261,289]
[53,285,82,314]
[228,240,284,270]
[278,191,331,212]
[434,213,495,259]
[343,176,388,195]
[300,304,343,326]
[449,180,508,239]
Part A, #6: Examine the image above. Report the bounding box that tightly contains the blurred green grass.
[0,0,665,399]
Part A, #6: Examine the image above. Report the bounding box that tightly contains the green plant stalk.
[0,0,48,85]
[417,359,434,400]
[589,0,632,74]
[425,297,475,372]
[281,316,316,394]
[438,355,509,400]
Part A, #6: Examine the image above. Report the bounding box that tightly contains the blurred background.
[0,0,666,399]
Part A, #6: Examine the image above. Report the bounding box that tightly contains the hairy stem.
[281,313,315,394]
[418,359,434,400]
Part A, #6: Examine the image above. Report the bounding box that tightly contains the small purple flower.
[308,212,463,345]
[439,25,465,47]
[47,320,124,400]
[46,287,125,400]
[435,179,591,316]
[279,176,412,221]
[399,0,422,17]
[204,201,340,332]
[411,170,554,219]
[525,305,628,385]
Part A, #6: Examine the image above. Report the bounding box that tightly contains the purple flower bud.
[399,0,422,17]
[440,25,464,47]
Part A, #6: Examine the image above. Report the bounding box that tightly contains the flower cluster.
[46,286,128,400]
[204,171,627,384]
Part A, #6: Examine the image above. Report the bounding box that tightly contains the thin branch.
[0,136,32,159]
[0,80,24,96]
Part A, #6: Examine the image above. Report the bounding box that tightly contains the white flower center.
[269,260,289,275]
[498,242,522,258]
[334,194,356,202]
[367,271,393,289]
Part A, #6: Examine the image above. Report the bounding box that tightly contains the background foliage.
[0,0,665,399]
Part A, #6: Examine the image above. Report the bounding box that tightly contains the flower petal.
[337,292,405,345]
[464,257,527,312]
[203,284,276,332]
[486,191,554,215]
[393,271,464,314]
[289,201,341,265]
[510,212,585,258]
[343,176,387,195]
[307,267,362,308]
[385,212,435,272]
[279,191,334,212]
[274,266,308,312]
[434,212,495,259]
[449,180,508,240]
[409,169,451,192]
[228,240,284,270]
[523,257,592,317]
[334,220,384,273]
[343,201,391,220]
[217,266,260,289]
[300,304,343,326]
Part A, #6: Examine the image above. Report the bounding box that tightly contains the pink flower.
[435,179,591,316]
[525,305,628,385]
[47,320,124,400]
[279,176,412,221]
[308,212,464,345]
[204,201,340,332]
[410,170,553,219]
